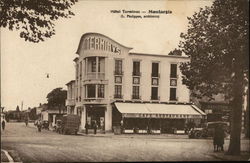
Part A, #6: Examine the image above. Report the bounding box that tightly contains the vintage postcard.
[1,0,249,162]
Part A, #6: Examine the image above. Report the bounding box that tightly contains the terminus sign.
[82,36,121,54]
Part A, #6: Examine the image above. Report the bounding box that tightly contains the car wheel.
[195,132,201,138]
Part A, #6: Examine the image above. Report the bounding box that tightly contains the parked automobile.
[188,121,230,139]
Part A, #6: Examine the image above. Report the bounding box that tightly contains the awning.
[114,102,206,119]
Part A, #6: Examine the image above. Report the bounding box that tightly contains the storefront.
[85,105,106,130]
[113,102,206,134]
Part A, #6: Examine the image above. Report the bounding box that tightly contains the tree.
[0,0,78,42]
[46,87,67,113]
[168,48,182,56]
[16,105,20,112]
[178,0,249,155]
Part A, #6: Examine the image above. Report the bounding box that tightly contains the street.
[1,122,250,162]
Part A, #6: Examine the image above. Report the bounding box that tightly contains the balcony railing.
[114,71,124,76]
[132,95,141,100]
[114,94,123,99]
[85,72,105,80]
[132,72,141,76]
[151,96,160,101]
[151,73,160,78]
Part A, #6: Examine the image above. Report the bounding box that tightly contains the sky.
[1,0,213,111]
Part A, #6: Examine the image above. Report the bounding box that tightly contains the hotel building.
[66,33,205,134]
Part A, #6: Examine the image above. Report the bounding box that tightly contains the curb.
[77,132,191,139]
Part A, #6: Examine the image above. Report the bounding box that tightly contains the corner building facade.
[66,33,205,133]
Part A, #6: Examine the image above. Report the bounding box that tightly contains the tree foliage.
[178,0,249,155]
[168,48,182,56]
[0,0,78,42]
[46,87,67,108]
[16,105,20,112]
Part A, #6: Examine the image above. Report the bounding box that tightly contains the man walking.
[93,120,97,135]
[2,120,5,130]
[85,122,89,135]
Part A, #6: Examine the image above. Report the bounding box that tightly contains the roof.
[114,102,205,118]
[129,52,190,59]
[66,80,75,86]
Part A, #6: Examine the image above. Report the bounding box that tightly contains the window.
[91,37,95,49]
[80,61,82,78]
[133,61,140,76]
[79,86,82,101]
[170,64,177,78]
[114,85,122,98]
[76,63,79,78]
[152,62,159,77]
[98,85,105,98]
[151,87,158,100]
[91,60,96,72]
[132,86,140,99]
[87,84,96,98]
[170,88,177,101]
[115,59,123,75]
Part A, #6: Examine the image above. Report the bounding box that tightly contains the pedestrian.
[120,120,123,134]
[25,118,28,126]
[2,120,5,130]
[217,124,225,151]
[93,120,97,134]
[213,124,225,152]
[37,119,42,132]
[85,122,89,135]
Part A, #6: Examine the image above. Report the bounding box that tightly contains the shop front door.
[86,107,105,129]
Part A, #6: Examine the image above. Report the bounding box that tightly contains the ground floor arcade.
[74,102,206,134]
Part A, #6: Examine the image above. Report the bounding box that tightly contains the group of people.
[85,120,98,135]
[213,124,225,152]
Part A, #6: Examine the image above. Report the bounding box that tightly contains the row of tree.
[172,0,249,155]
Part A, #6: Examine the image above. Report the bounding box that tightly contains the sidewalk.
[1,149,22,163]
[77,131,191,139]
[209,151,250,161]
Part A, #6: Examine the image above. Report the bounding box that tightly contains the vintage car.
[42,120,49,130]
[188,121,230,139]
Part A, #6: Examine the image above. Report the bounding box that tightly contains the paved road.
[1,123,249,162]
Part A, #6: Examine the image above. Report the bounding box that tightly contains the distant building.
[40,104,67,127]
[66,33,205,134]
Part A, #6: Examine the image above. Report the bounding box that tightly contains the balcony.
[132,72,141,76]
[132,95,141,100]
[114,71,123,76]
[151,73,160,78]
[114,94,123,99]
[83,97,107,104]
[85,72,105,80]
[151,96,160,101]
[66,99,75,106]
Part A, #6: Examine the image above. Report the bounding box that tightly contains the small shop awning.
[114,102,206,119]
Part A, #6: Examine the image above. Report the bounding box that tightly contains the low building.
[66,33,206,134]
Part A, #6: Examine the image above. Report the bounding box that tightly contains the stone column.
[52,114,56,127]
[81,106,86,131]
[105,104,112,132]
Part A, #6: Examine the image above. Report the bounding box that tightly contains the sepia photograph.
[1,0,249,162]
